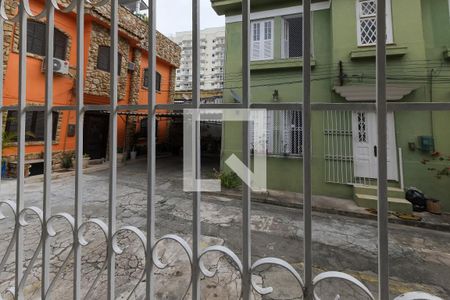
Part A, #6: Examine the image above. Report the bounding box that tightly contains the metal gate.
[0,0,446,299]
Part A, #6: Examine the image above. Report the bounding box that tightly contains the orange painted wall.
[3,1,78,157]
[2,1,175,158]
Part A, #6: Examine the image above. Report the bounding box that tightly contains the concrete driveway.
[0,156,449,299]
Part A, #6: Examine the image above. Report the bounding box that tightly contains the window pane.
[156,72,161,91]
[54,29,68,60]
[97,46,121,75]
[5,111,59,142]
[288,17,302,58]
[264,21,271,40]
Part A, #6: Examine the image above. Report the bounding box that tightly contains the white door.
[352,112,398,181]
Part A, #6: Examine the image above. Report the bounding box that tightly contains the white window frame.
[251,110,303,157]
[356,0,393,46]
[251,18,274,61]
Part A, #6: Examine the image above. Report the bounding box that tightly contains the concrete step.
[353,184,405,199]
[354,193,412,213]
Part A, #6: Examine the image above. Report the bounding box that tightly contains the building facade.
[212,0,450,211]
[172,27,225,91]
[1,0,180,171]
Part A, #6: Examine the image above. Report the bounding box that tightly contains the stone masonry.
[84,23,130,99]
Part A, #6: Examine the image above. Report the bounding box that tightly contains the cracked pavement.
[0,156,449,299]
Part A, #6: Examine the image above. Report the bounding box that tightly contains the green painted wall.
[218,0,450,210]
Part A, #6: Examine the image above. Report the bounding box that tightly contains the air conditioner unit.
[127,62,136,71]
[41,58,69,75]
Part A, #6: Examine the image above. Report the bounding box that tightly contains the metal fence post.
[74,0,86,298]
[376,0,389,298]
[302,0,312,298]
[192,0,201,298]
[241,0,252,298]
[15,5,27,299]
[145,0,156,298]
[42,1,55,297]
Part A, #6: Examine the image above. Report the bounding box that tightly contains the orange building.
[1,1,180,172]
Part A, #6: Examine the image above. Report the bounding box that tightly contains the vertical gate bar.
[15,5,27,299]
[42,2,55,297]
[0,18,3,190]
[107,0,119,297]
[376,0,389,298]
[330,111,334,182]
[145,0,156,298]
[241,0,251,298]
[302,0,312,297]
[74,0,85,297]
[192,0,201,297]
[339,112,344,183]
[323,111,326,181]
[344,111,349,184]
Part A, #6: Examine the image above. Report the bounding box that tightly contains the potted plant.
[117,147,124,163]
[83,153,90,168]
[2,131,18,178]
[130,147,137,160]
[129,134,138,160]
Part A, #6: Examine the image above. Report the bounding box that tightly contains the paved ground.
[0,156,449,299]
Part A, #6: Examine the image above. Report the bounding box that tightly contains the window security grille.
[251,110,303,156]
[97,45,122,75]
[283,16,303,58]
[143,69,161,91]
[27,21,68,60]
[5,111,59,141]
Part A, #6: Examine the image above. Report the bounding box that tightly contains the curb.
[206,190,450,233]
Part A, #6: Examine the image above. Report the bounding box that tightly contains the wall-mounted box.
[418,136,434,152]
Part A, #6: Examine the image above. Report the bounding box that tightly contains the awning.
[333,84,417,101]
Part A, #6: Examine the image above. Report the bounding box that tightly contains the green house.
[211,0,450,212]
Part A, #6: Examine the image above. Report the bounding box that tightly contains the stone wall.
[84,23,130,99]
[2,22,14,79]
[169,68,177,101]
[1,0,17,79]
[87,4,181,68]
[128,48,142,104]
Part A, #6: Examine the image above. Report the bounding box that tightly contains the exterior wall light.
[272,89,279,102]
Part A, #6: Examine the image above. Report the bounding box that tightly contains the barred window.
[251,110,303,156]
[356,0,393,46]
[283,16,303,58]
[97,46,122,75]
[5,111,59,142]
[143,69,161,91]
[27,21,68,60]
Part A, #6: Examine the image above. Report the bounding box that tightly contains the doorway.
[83,112,109,159]
[352,111,398,181]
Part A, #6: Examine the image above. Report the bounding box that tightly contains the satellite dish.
[230,89,242,103]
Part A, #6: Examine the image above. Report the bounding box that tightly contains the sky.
[155,0,225,36]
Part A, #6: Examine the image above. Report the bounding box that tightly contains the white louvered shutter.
[251,22,261,60]
[263,20,273,59]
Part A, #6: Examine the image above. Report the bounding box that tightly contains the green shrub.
[60,152,73,169]
[214,169,241,189]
